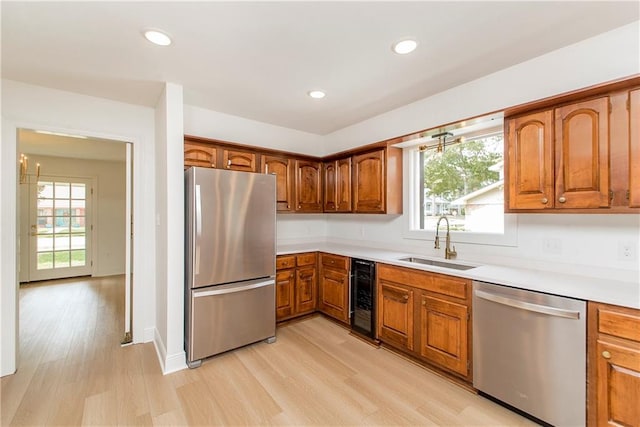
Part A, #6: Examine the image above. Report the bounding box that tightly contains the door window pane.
[70,233,85,249]
[37,252,53,270]
[55,182,70,199]
[71,250,85,267]
[71,184,85,199]
[54,251,70,268]
[37,182,54,199]
[54,234,70,250]
[37,235,53,251]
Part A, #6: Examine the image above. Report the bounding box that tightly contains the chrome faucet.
[434,215,457,259]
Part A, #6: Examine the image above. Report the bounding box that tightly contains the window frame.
[401,143,518,247]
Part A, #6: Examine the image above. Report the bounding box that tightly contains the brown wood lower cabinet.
[588,302,640,427]
[419,294,469,377]
[378,280,414,351]
[377,263,471,381]
[318,253,350,324]
[275,253,317,321]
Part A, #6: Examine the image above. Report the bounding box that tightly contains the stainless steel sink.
[397,257,477,271]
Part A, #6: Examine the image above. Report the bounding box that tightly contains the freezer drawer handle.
[193,280,275,298]
[474,289,581,319]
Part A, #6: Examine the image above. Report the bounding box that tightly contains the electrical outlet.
[542,238,562,254]
[618,242,637,261]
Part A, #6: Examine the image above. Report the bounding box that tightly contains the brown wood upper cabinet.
[630,89,640,208]
[587,302,640,427]
[261,155,293,212]
[323,158,352,212]
[507,96,611,210]
[295,160,322,212]
[555,97,610,208]
[184,141,217,169]
[353,147,402,214]
[222,148,256,172]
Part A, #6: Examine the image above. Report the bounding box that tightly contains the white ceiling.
[2,2,638,135]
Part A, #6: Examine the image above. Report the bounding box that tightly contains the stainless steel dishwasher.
[472,281,586,427]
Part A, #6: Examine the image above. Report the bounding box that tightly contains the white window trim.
[401,147,518,247]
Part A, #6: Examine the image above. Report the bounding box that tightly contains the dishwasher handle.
[474,289,581,319]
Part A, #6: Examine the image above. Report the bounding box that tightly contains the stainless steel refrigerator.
[184,167,276,368]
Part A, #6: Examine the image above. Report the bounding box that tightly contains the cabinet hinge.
[610,190,614,202]
[627,97,631,111]
[467,360,471,373]
[609,102,613,114]
[467,312,470,321]
[626,189,631,200]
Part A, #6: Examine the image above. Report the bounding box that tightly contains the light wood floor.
[2,276,536,426]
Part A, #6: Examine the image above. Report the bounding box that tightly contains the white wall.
[319,21,640,283]
[17,155,127,280]
[184,105,325,157]
[323,21,640,154]
[154,83,186,374]
[1,80,157,376]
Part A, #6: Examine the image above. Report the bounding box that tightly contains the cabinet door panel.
[555,97,610,208]
[319,267,349,322]
[336,158,352,212]
[377,281,413,351]
[295,160,322,212]
[295,266,317,314]
[507,110,554,209]
[223,149,256,172]
[630,89,640,207]
[184,142,217,169]
[353,149,385,213]
[262,155,293,211]
[420,295,468,377]
[596,339,640,426]
[275,269,295,320]
[323,161,337,211]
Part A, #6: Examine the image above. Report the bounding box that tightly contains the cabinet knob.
[287,204,290,209]
[422,300,426,306]
[403,295,409,300]
[602,351,611,359]
[558,196,566,203]
[298,205,301,209]
[541,197,548,204]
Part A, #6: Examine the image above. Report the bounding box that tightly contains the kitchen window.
[403,113,517,246]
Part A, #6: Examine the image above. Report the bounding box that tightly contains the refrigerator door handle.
[195,184,202,275]
[193,279,275,298]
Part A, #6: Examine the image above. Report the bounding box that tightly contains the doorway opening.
[17,128,134,345]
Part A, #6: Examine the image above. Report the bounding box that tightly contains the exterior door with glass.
[29,177,92,281]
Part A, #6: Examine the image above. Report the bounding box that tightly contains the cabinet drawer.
[320,253,349,270]
[378,264,468,300]
[296,253,317,267]
[276,255,296,270]
[597,304,640,343]
[429,275,468,300]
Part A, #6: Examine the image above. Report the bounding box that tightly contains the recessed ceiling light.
[308,90,326,99]
[144,29,172,46]
[392,39,418,55]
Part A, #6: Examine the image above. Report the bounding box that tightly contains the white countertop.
[278,242,640,310]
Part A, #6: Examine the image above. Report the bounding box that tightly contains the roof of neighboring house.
[450,180,504,205]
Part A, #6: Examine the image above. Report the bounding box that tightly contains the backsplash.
[278,213,639,282]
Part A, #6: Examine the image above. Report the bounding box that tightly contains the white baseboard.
[152,328,187,375]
